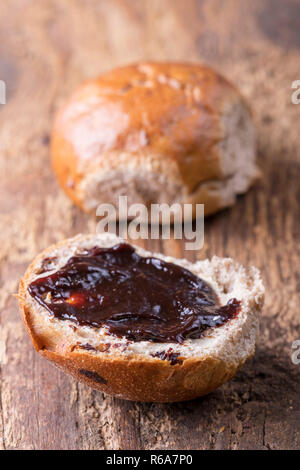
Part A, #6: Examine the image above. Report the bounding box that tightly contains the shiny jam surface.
[28,243,241,343]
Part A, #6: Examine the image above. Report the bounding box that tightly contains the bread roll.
[51,62,260,218]
[19,233,264,402]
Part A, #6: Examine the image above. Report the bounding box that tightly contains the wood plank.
[0,0,299,449]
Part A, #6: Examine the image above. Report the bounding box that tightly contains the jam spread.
[28,243,241,343]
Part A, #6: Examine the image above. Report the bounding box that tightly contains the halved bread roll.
[19,233,264,402]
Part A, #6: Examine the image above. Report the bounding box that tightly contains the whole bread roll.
[19,233,264,402]
[51,62,260,218]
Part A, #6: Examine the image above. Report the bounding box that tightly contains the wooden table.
[0,0,299,450]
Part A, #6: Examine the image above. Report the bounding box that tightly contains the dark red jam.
[28,244,241,343]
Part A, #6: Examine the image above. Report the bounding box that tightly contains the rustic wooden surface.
[0,0,299,450]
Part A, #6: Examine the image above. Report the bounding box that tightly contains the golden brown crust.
[19,283,244,402]
[51,62,257,216]
[39,349,242,402]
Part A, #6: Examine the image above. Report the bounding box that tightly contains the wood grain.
[0,0,299,450]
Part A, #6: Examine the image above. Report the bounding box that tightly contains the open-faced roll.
[19,233,264,402]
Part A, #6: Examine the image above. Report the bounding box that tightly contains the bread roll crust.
[19,292,243,402]
[18,233,264,402]
[51,62,260,217]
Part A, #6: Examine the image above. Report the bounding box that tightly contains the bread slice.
[18,233,264,402]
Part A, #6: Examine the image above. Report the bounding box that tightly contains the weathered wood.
[0,0,299,450]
